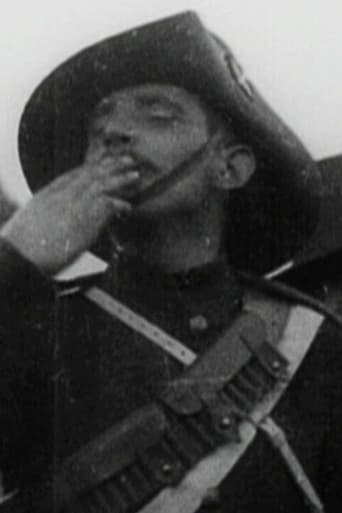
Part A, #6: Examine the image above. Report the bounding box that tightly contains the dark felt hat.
[18,11,322,272]
[277,155,342,291]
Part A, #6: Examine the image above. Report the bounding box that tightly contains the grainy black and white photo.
[1,2,342,512]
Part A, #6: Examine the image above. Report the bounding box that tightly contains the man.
[0,11,341,513]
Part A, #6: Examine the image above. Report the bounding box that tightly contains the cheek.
[140,125,208,170]
[137,171,210,217]
[172,171,210,202]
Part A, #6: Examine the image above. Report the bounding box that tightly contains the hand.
[1,156,140,274]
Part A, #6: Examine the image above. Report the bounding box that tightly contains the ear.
[211,144,256,191]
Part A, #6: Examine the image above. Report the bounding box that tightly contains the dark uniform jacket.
[0,238,342,513]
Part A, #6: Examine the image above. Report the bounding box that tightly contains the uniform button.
[161,463,173,475]
[189,315,209,333]
[220,416,231,429]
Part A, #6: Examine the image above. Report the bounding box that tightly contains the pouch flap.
[57,403,166,504]
[162,311,266,416]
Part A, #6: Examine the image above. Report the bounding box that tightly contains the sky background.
[1,0,341,203]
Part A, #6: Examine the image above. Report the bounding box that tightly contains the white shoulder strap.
[139,305,324,513]
[54,251,108,282]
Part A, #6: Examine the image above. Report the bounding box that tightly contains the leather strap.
[85,286,197,365]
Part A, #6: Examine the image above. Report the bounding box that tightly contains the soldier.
[0,11,341,513]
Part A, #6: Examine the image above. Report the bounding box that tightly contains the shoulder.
[241,273,342,381]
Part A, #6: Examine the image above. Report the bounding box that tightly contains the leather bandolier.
[35,283,324,513]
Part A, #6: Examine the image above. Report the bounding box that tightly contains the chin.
[133,197,195,220]
[132,184,208,220]
[133,201,175,219]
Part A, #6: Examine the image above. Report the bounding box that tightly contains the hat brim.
[18,11,322,272]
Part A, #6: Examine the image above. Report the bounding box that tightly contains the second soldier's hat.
[18,11,322,272]
[296,155,342,265]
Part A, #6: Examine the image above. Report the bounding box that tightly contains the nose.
[102,128,134,149]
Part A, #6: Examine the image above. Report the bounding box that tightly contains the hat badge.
[225,53,254,100]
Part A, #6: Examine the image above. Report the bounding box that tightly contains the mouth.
[111,151,159,177]
[106,136,213,207]
[111,151,168,203]
[110,150,180,206]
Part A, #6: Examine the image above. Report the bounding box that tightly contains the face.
[86,83,213,217]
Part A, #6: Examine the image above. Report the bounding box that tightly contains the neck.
[112,200,226,274]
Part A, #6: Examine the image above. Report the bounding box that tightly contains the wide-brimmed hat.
[18,11,322,272]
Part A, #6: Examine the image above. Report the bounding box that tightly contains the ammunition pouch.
[56,309,289,513]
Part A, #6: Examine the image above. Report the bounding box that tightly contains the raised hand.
[1,156,140,274]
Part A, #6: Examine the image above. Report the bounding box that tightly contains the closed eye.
[144,105,183,125]
[136,95,184,123]
[149,110,178,121]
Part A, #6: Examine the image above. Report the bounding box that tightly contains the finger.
[85,149,136,164]
[104,171,140,194]
[106,197,132,215]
